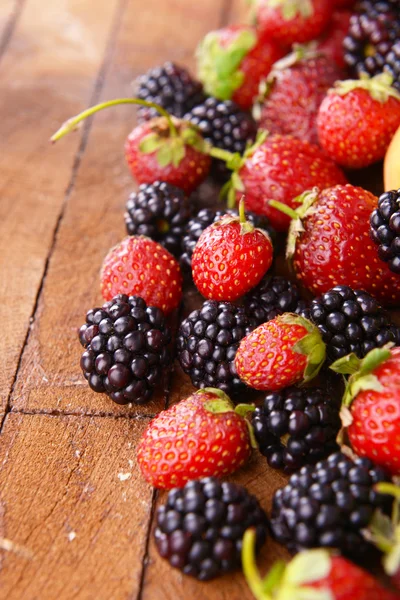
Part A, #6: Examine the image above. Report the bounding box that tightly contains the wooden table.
[0,1,394,599]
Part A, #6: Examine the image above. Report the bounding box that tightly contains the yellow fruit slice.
[384,124,400,191]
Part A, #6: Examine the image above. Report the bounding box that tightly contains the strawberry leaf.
[268,0,314,20]
[332,72,400,104]
[156,144,174,167]
[139,132,165,154]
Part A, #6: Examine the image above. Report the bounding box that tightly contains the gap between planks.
[0,0,26,65]
[0,0,130,436]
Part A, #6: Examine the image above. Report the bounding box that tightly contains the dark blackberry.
[177,300,256,397]
[184,97,257,181]
[306,285,400,363]
[135,62,205,122]
[78,294,171,405]
[125,181,191,257]
[370,188,400,274]
[343,1,400,79]
[154,477,268,581]
[180,207,275,273]
[253,387,341,473]
[270,451,390,558]
[244,275,308,327]
[384,40,400,91]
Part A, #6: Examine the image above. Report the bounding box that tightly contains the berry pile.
[51,0,400,595]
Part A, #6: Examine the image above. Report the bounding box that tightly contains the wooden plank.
[0,0,122,414]
[10,0,228,417]
[0,412,153,599]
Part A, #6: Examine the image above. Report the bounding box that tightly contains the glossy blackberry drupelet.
[184,97,257,181]
[244,275,308,327]
[177,301,256,397]
[343,1,400,78]
[370,189,400,274]
[79,295,171,405]
[180,207,275,273]
[124,181,191,257]
[303,285,400,362]
[154,477,268,581]
[384,41,400,91]
[135,62,205,122]
[270,452,390,558]
[253,387,341,473]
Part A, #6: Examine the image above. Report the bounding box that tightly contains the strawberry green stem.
[242,530,270,600]
[269,200,298,221]
[239,197,247,224]
[209,146,236,162]
[51,98,179,143]
[376,483,400,500]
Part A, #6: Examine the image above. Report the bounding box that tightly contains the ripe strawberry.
[217,133,347,232]
[243,531,398,600]
[196,25,284,110]
[317,73,400,169]
[235,313,326,391]
[100,236,182,314]
[137,388,254,489]
[285,185,400,307]
[316,10,352,69]
[252,0,333,47]
[368,482,400,592]
[51,97,211,194]
[255,47,343,145]
[191,200,273,301]
[332,346,400,476]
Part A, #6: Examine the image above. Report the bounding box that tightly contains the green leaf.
[232,171,245,192]
[284,550,331,587]
[268,0,314,20]
[330,353,362,375]
[139,132,164,154]
[156,144,173,167]
[332,72,400,104]
[170,139,185,167]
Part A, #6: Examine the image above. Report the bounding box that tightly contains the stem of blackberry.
[51,98,179,143]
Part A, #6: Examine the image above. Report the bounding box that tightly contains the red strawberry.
[243,532,398,600]
[51,98,211,195]
[252,0,333,47]
[196,25,284,110]
[220,133,347,232]
[317,73,400,169]
[100,236,182,314]
[333,0,356,7]
[332,346,400,476]
[137,388,253,489]
[285,185,400,306]
[317,10,352,69]
[235,313,326,391]
[255,47,343,145]
[191,200,273,301]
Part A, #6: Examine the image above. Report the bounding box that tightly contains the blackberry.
[270,452,390,558]
[244,275,308,327]
[384,40,400,91]
[184,97,257,181]
[370,188,400,274]
[78,294,171,405]
[253,387,341,473]
[177,300,256,397]
[343,1,400,79]
[135,62,205,122]
[180,207,275,273]
[305,285,400,362]
[154,477,268,580]
[124,181,191,257]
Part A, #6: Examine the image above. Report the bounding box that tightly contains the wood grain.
[10,0,227,418]
[0,0,122,414]
[0,412,153,599]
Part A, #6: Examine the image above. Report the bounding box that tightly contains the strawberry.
[196,25,284,110]
[137,388,254,489]
[283,185,400,307]
[252,0,333,47]
[100,236,182,314]
[255,46,343,145]
[368,482,400,592]
[333,0,356,7]
[316,10,352,69]
[191,199,273,302]
[51,97,211,194]
[242,531,398,600]
[213,133,347,232]
[331,346,400,476]
[317,73,400,169]
[235,313,326,391]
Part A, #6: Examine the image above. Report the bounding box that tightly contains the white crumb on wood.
[67,532,76,542]
[118,472,132,481]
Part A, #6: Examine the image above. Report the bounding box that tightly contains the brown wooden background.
[0,1,396,599]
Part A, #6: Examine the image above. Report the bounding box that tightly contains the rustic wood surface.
[0,1,396,599]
